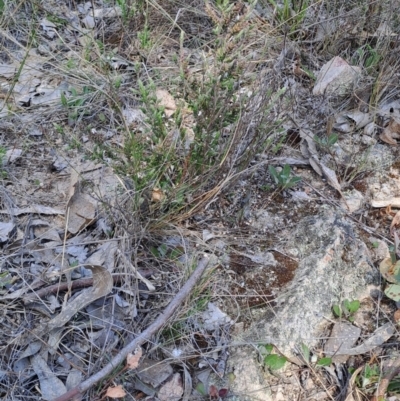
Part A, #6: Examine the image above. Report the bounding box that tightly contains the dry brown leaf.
[371,198,400,208]
[158,373,183,401]
[66,186,96,234]
[127,347,143,370]
[390,210,400,235]
[151,187,164,202]
[156,89,176,117]
[380,117,400,145]
[105,385,126,398]
[380,127,398,145]
[23,265,113,343]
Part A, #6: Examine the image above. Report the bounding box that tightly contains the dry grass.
[0,0,400,399]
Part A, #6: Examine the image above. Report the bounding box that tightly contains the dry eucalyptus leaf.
[0,205,64,216]
[390,210,400,235]
[330,322,394,356]
[31,354,67,400]
[66,186,96,235]
[346,110,372,129]
[105,385,126,398]
[0,221,16,243]
[156,89,177,117]
[380,128,398,145]
[33,265,113,336]
[3,149,22,165]
[380,117,400,145]
[371,198,400,208]
[127,347,143,370]
[158,373,184,401]
[324,321,361,363]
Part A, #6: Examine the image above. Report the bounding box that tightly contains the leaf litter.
[1,1,400,400]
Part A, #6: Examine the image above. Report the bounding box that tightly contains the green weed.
[332,299,360,321]
[267,0,309,35]
[268,164,301,191]
[259,344,287,371]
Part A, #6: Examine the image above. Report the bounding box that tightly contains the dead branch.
[53,257,209,401]
[22,270,154,303]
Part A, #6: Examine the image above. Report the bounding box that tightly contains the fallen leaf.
[38,265,113,334]
[345,110,372,129]
[326,322,394,356]
[380,117,400,145]
[158,373,183,401]
[127,347,143,370]
[137,358,173,388]
[66,185,96,235]
[151,187,164,202]
[390,210,400,235]
[0,221,15,243]
[31,354,67,400]
[0,205,65,216]
[209,384,219,399]
[379,257,400,283]
[156,89,177,117]
[105,385,126,398]
[3,149,22,165]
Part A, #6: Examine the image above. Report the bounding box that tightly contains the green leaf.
[282,164,291,179]
[195,383,207,396]
[385,284,400,302]
[260,344,273,355]
[332,304,341,317]
[328,133,338,146]
[150,246,160,257]
[61,92,68,107]
[388,379,400,392]
[264,354,287,371]
[300,343,310,363]
[347,300,360,314]
[268,165,279,184]
[316,357,332,366]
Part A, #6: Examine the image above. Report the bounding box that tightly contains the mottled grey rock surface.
[227,206,379,400]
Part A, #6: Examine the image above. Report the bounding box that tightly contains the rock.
[229,206,378,394]
[313,56,361,96]
[341,189,364,212]
[227,347,273,401]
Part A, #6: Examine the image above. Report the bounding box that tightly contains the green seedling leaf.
[388,379,400,392]
[346,300,360,314]
[195,383,207,396]
[262,344,274,354]
[264,354,287,371]
[390,248,397,264]
[316,357,332,367]
[332,304,341,317]
[61,92,68,107]
[385,284,400,302]
[300,343,310,363]
[268,165,279,184]
[371,242,379,248]
[281,164,291,179]
[328,133,338,146]
[150,246,160,257]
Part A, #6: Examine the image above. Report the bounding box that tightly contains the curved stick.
[53,257,209,401]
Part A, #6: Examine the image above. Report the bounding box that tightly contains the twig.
[22,270,154,303]
[52,257,209,401]
[372,355,400,401]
